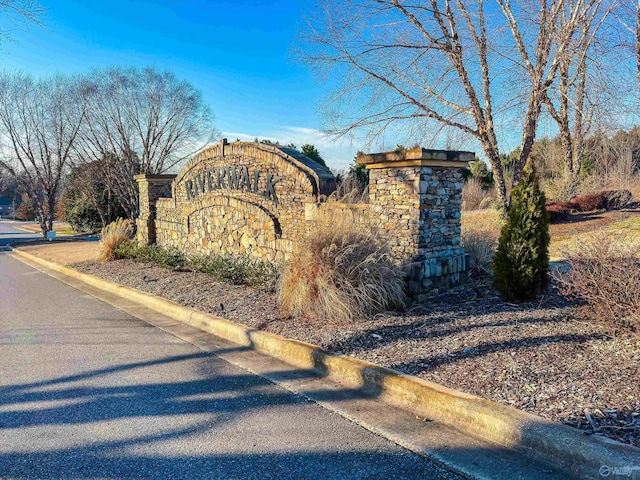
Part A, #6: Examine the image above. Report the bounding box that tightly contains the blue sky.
[0,0,360,169]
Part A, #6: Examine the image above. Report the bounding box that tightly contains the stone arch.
[184,196,284,260]
[151,139,336,261]
[174,140,336,201]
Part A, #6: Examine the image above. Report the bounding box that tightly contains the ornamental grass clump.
[278,201,405,323]
[461,228,498,277]
[492,162,550,302]
[97,217,135,262]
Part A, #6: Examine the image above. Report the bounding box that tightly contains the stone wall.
[141,140,336,263]
[135,175,175,246]
[137,142,472,298]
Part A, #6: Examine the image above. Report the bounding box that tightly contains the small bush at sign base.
[114,242,279,288]
[97,218,135,263]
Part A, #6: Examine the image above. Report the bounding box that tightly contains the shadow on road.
[0,350,468,479]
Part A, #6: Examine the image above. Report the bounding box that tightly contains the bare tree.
[0,71,85,236]
[0,0,43,45]
[74,66,216,218]
[542,0,614,198]
[64,158,124,229]
[302,0,608,209]
[613,1,640,91]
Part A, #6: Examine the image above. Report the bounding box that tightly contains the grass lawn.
[462,207,640,262]
[20,241,100,265]
[15,221,77,236]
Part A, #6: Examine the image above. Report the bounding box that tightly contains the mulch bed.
[74,259,640,448]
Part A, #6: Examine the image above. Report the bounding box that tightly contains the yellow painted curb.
[11,247,639,479]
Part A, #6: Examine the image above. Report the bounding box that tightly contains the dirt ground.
[19,241,638,448]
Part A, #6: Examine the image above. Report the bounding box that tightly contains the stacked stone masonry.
[136,174,174,246]
[137,142,471,298]
[137,140,335,264]
[358,147,473,299]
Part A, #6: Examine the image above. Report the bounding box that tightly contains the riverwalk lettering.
[185,166,282,204]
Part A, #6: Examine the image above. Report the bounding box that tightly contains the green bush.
[349,162,369,192]
[301,144,327,167]
[114,243,185,268]
[154,246,187,269]
[64,199,103,233]
[114,243,279,287]
[113,240,139,259]
[492,162,550,301]
[189,253,279,287]
[469,160,494,188]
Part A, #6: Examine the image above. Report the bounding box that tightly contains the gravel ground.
[74,258,640,448]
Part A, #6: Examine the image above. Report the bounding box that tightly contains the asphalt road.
[0,220,40,247]
[0,227,461,479]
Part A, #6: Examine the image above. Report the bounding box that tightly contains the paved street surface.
[0,226,461,479]
[0,220,40,247]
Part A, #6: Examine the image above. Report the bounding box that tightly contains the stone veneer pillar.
[135,174,176,246]
[357,147,474,299]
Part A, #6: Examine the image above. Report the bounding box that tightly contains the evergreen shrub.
[492,162,550,301]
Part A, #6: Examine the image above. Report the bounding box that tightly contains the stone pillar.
[135,174,176,245]
[357,147,474,300]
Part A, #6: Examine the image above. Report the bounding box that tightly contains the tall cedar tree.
[492,162,550,301]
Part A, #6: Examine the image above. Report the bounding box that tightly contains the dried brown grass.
[578,151,640,201]
[462,177,495,211]
[333,176,369,204]
[461,227,498,277]
[97,218,135,263]
[278,200,405,323]
[554,233,640,334]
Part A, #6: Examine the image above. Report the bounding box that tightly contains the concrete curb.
[11,247,639,479]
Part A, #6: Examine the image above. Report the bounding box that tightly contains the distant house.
[0,197,13,216]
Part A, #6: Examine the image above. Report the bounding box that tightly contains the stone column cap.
[134,174,177,182]
[356,147,474,169]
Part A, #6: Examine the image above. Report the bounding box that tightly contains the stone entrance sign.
[137,141,473,298]
[135,139,336,262]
